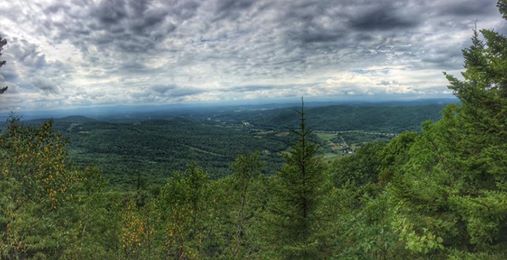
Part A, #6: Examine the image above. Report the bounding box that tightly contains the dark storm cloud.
[281,1,344,44]
[93,0,128,25]
[419,48,464,70]
[0,0,504,110]
[44,0,185,53]
[212,0,256,21]
[349,5,419,31]
[438,0,499,16]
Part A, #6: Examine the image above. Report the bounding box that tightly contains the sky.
[0,0,505,111]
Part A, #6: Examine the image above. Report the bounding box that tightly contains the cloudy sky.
[0,0,504,111]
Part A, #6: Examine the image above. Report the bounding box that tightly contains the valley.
[14,101,451,188]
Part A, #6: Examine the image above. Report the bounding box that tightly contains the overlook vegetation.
[0,1,506,259]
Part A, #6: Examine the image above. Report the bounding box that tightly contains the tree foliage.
[262,99,330,259]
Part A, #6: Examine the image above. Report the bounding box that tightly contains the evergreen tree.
[499,0,507,19]
[263,98,329,259]
[226,152,264,258]
[387,2,507,257]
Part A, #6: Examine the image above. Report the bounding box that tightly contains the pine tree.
[499,0,507,19]
[387,2,507,257]
[263,98,328,259]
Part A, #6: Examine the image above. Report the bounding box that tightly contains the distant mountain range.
[0,98,457,122]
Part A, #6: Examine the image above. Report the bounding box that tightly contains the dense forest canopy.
[0,1,506,259]
[6,102,446,188]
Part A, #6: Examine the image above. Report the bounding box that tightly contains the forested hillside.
[0,1,506,259]
[209,103,449,132]
[7,102,447,188]
[59,117,288,184]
